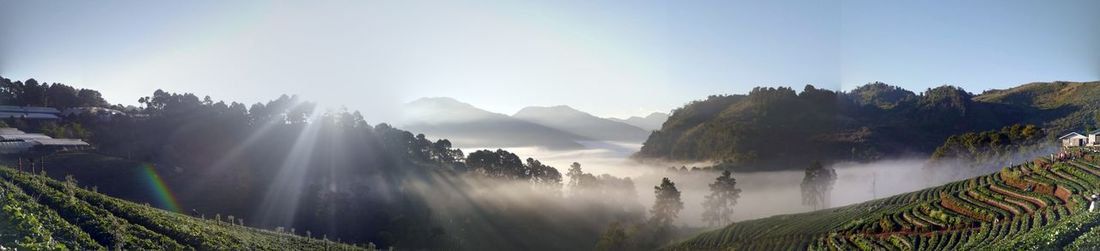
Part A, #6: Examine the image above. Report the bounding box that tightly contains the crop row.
[815,205,1068,250]
[0,168,185,249]
[989,176,1056,208]
[0,180,102,250]
[684,150,1100,251]
[33,172,362,250]
[0,167,364,251]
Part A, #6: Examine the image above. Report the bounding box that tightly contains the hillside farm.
[668,148,1100,250]
[0,167,366,250]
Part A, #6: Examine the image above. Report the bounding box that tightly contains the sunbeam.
[255,107,325,228]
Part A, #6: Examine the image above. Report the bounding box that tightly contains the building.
[0,128,90,154]
[0,133,51,141]
[1060,132,1089,147]
[0,106,61,121]
[0,141,36,154]
[1091,129,1100,147]
[61,107,126,120]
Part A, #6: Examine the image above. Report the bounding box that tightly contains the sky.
[1,0,1097,121]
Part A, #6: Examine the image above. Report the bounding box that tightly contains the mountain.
[0,166,360,250]
[513,105,650,142]
[609,112,669,131]
[400,97,589,149]
[636,82,1099,170]
[664,150,1100,250]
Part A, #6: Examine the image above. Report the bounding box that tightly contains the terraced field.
[667,148,1100,251]
[0,167,365,250]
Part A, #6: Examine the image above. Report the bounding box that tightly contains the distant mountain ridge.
[608,112,669,131]
[400,97,590,149]
[513,105,650,142]
[399,98,661,149]
[636,81,1100,171]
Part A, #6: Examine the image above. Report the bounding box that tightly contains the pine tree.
[651,177,683,225]
[702,171,741,227]
[801,161,837,210]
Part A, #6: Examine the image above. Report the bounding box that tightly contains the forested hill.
[636,81,1100,170]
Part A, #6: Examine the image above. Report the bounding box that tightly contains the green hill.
[666,148,1100,250]
[975,81,1100,134]
[0,167,363,250]
[637,81,1100,170]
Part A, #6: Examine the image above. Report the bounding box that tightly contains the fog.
[473,140,1060,227]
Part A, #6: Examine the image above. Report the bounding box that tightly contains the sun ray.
[255,109,325,227]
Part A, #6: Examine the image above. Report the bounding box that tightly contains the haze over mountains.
[513,105,650,142]
[608,112,669,131]
[399,97,660,149]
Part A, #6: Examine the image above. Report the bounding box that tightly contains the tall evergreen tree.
[651,178,683,225]
[801,161,837,210]
[702,171,741,227]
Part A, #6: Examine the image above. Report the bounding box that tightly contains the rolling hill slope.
[666,148,1100,250]
[637,81,1099,171]
[0,167,363,250]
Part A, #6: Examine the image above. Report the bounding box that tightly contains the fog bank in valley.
[484,141,1058,227]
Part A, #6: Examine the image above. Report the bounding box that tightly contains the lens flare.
[142,163,182,213]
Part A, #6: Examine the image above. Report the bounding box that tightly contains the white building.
[1061,132,1089,147]
[1090,130,1100,147]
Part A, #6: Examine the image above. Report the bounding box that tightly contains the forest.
[637,81,1100,171]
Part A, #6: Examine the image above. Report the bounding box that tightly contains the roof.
[0,133,51,141]
[1090,129,1100,135]
[61,107,126,117]
[29,138,90,146]
[0,128,24,135]
[1060,132,1087,139]
[22,113,60,120]
[0,112,26,118]
[0,111,61,120]
[0,106,60,114]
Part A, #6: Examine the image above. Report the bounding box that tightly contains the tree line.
[636,81,1097,171]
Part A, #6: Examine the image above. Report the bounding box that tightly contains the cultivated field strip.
[0,167,365,250]
[668,148,1100,251]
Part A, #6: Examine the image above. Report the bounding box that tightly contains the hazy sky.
[1,0,1097,121]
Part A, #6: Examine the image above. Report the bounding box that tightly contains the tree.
[77,89,109,107]
[650,178,683,225]
[801,161,837,210]
[466,149,525,179]
[702,171,741,227]
[566,162,598,197]
[566,162,584,187]
[1094,111,1100,131]
[594,222,628,251]
[525,158,563,188]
